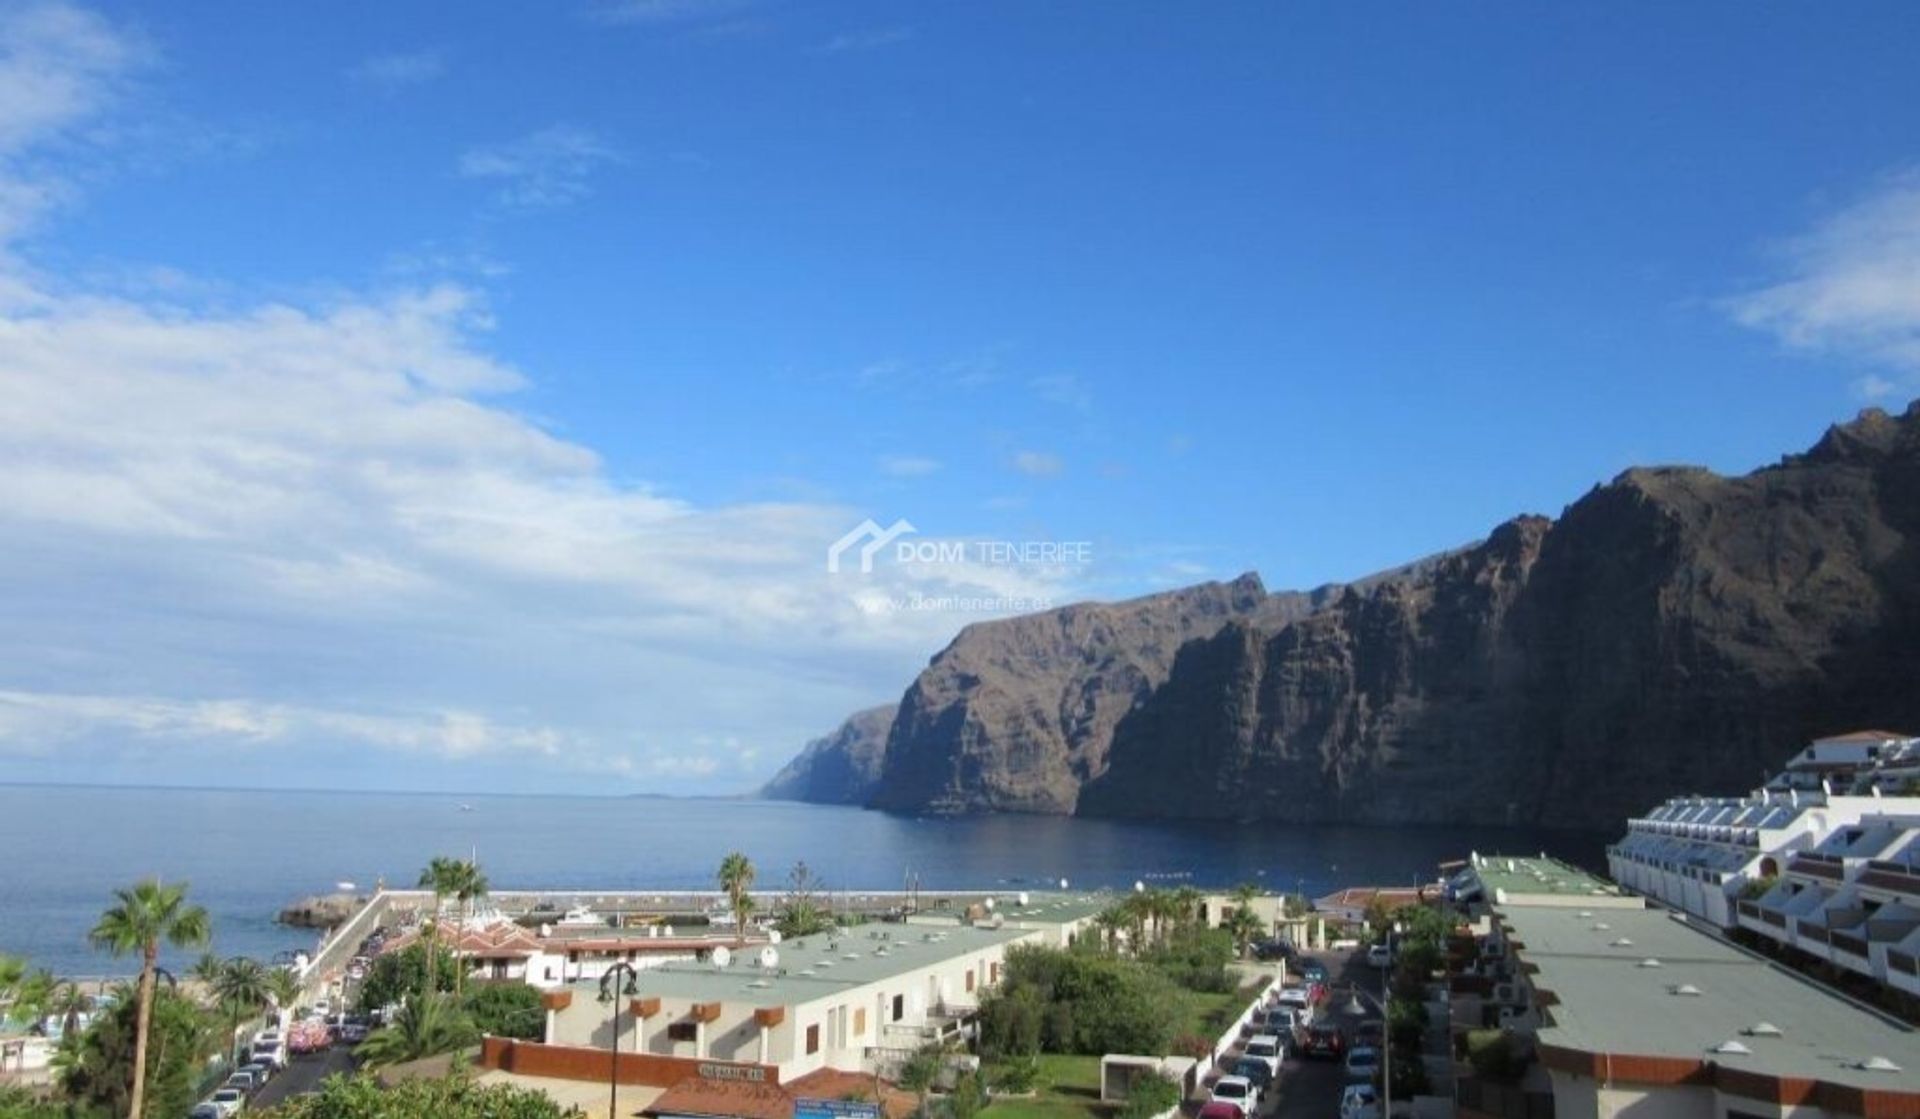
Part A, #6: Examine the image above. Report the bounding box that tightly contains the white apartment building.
[1608,731,1920,930]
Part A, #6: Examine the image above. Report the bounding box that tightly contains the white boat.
[556,905,603,927]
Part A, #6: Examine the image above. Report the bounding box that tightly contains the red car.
[1198,1103,1246,1119]
[1301,1023,1346,1060]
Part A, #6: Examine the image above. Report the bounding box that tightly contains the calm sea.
[0,784,1606,978]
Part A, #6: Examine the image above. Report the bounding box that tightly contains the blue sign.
[794,1098,882,1119]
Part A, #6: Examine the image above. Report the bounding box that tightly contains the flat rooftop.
[1501,904,1920,1094]
[1467,854,1625,903]
[576,922,1036,1007]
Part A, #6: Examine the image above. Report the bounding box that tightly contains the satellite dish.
[712,946,732,968]
[1134,881,1145,893]
[539,923,552,937]
[1017,892,1029,906]
[1058,878,1069,890]
[768,929,782,944]
[984,898,995,911]
[759,947,780,969]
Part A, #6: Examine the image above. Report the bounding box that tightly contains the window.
[891,994,904,1021]
[990,962,1001,984]
[965,969,975,993]
[854,1008,867,1036]
[667,1021,698,1043]
[806,1025,820,1055]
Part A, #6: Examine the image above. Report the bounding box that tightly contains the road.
[1196,945,1381,1119]
[249,1046,356,1110]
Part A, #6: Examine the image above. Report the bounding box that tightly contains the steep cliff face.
[865,573,1325,814]
[770,405,1920,829]
[1077,405,1920,828]
[759,704,897,804]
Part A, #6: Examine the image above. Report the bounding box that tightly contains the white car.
[1345,1045,1382,1081]
[207,1088,246,1117]
[1275,985,1311,1009]
[1242,1034,1285,1078]
[250,1041,286,1069]
[1367,943,1393,968]
[1340,1083,1381,1119]
[1210,1075,1259,1115]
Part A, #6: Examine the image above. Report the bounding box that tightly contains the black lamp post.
[599,963,641,1119]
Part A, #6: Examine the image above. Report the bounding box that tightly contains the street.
[249,1046,357,1110]
[1198,945,1380,1119]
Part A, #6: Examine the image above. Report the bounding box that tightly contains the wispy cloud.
[350,49,448,91]
[459,125,620,210]
[878,454,941,478]
[0,1,146,243]
[585,0,754,27]
[817,27,913,54]
[1727,169,1920,381]
[1011,450,1064,478]
[1030,373,1092,413]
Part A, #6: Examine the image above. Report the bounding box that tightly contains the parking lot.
[1197,946,1382,1119]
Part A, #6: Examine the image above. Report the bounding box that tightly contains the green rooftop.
[575,922,1037,1007]
[1465,854,1627,904]
[1501,904,1920,1093]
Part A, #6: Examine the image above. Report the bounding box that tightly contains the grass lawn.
[980,1054,1106,1119]
[1174,977,1272,1042]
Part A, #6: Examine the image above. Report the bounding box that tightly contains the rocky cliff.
[760,704,897,804]
[774,405,1920,829]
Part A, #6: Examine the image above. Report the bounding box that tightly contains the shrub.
[990,1055,1040,1094]
[463,981,543,1040]
[1118,1072,1180,1119]
[1466,1029,1528,1084]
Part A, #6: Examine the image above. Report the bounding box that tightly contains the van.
[1366,942,1393,969]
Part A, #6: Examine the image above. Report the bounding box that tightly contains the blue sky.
[2,1,1919,794]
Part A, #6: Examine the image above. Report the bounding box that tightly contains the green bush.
[1466,1029,1527,1084]
[258,1074,581,1117]
[463,981,543,1040]
[975,947,1176,1058]
[989,1054,1041,1094]
[1118,1072,1180,1119]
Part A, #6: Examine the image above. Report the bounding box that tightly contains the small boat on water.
[458,804,475,812]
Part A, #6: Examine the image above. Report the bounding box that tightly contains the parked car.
[1242,1033,1286,1078]
[1196,1103,1245,1119]
[189,1105,222,1119]
[1209,1075,1259,1115]
[1354,1020,1385,1049]
[1263,1006,1306,1037]
[1231,1057,1273,1091]
[339,1018,370,1043]
[207,1087,247,1116]
[1301,1024,1346,1060]
[224,1071,259,1094]
[240,1060,272,1086]
[1345,1045,1382,1081]
[1340,1083,1382,1119]
[1297,960,1329,983]
[1252,938,1295,961]
[250,1040,286,1069]
[1275,985,1311,1009]
[1366,943,1393,969]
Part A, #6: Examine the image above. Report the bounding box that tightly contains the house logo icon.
[827,518,916,574]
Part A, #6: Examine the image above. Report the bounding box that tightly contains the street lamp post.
[599,963,641,1119]
[1383,920,1401,1119]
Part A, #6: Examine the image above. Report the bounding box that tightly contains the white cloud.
[1728,170,1920,377]
[585,0,753,27]
[459,125,620,210]
[1029,373,1092,413]
[0,1,144,243]
[0,2,1101,794]
[818,28,913,54]
[878,454,940,478]
[351,49,447,91]
[1011,450,1064,478]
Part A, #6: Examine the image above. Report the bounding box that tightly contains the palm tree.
[717,852,755,944]
[263,967,301,1021]
[1171,886,1204,931]
[354,991,478,1069]
[418,856,465,993]
[89,879,210,1119]
[1092,906,1126,953]
[1225,905,1263,959]
[208,958,271,1068]
[44,979,94,1046]
[0,954,25,1003]
[449,860,489,999]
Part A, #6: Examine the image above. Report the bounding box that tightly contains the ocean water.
[0,784,1606,977]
